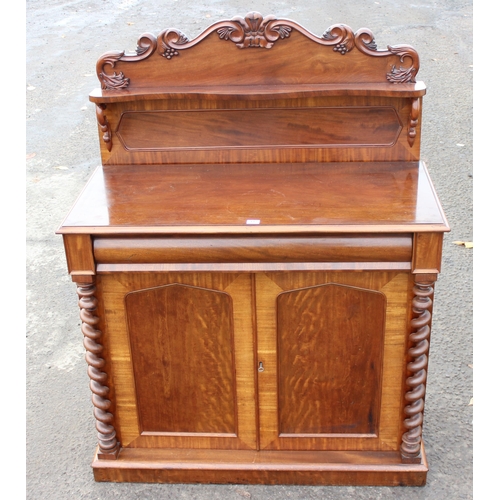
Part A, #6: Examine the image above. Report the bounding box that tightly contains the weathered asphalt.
[26,1,473,498]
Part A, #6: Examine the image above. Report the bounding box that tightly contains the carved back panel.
[90,12,425,165]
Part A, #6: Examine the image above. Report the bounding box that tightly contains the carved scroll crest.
[355,29,420,83]
[157,11,293,56]
[387,45,420,83]
[97,14,420,86]
[322,24,356,55]
[157,13,420,83]
[158,29,189,58]
[96,33,157,90]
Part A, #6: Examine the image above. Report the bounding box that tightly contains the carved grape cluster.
[163,46,180,59]
[333,43,348,55]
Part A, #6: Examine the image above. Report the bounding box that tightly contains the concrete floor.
[26,1,473,498]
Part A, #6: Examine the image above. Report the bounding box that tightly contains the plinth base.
[92,444,428,486]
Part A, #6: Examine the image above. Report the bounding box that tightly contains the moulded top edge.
[57,224,449,236]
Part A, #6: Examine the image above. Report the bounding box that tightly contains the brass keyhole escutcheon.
[258,361,264,372]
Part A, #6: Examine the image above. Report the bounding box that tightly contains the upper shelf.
[90,11,425,102]
[89,82,426,103]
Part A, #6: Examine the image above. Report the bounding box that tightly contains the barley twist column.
[77,281,120,459]
[400,280,434,462]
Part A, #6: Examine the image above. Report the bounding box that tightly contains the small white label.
[246,219,261,225]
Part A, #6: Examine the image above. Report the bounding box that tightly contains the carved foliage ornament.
[96,12,420,90]
[96,33,157,90]
[215,12,292,48]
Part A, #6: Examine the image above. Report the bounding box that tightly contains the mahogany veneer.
[57,11,449,486]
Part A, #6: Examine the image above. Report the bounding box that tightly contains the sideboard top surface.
[57,161,449,235]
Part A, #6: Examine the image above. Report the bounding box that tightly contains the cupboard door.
[125,283,236,434]
[256,271,410,452]
[276,282,385,436]
[98,272,257,450]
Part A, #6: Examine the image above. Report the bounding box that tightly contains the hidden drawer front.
[93,234,413,264]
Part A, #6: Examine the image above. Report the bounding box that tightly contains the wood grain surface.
[276,283,385,436]
[99,272,257,450]
[92,446,428,485]
[125,283,237,434]
[92,18,422,91]
[255,271,409,452]
[56,11,450,486]
[94,96,419,165]
[115,106,402,150]
[93,234,413,263]
[57,161,448,234]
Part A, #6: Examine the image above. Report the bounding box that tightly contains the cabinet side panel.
[125,283,237,434]
[277,284,385,435]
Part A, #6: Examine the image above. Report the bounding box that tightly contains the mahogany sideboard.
[57,12,449,486]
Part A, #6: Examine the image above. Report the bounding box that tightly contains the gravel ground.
[25,1,473,498]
